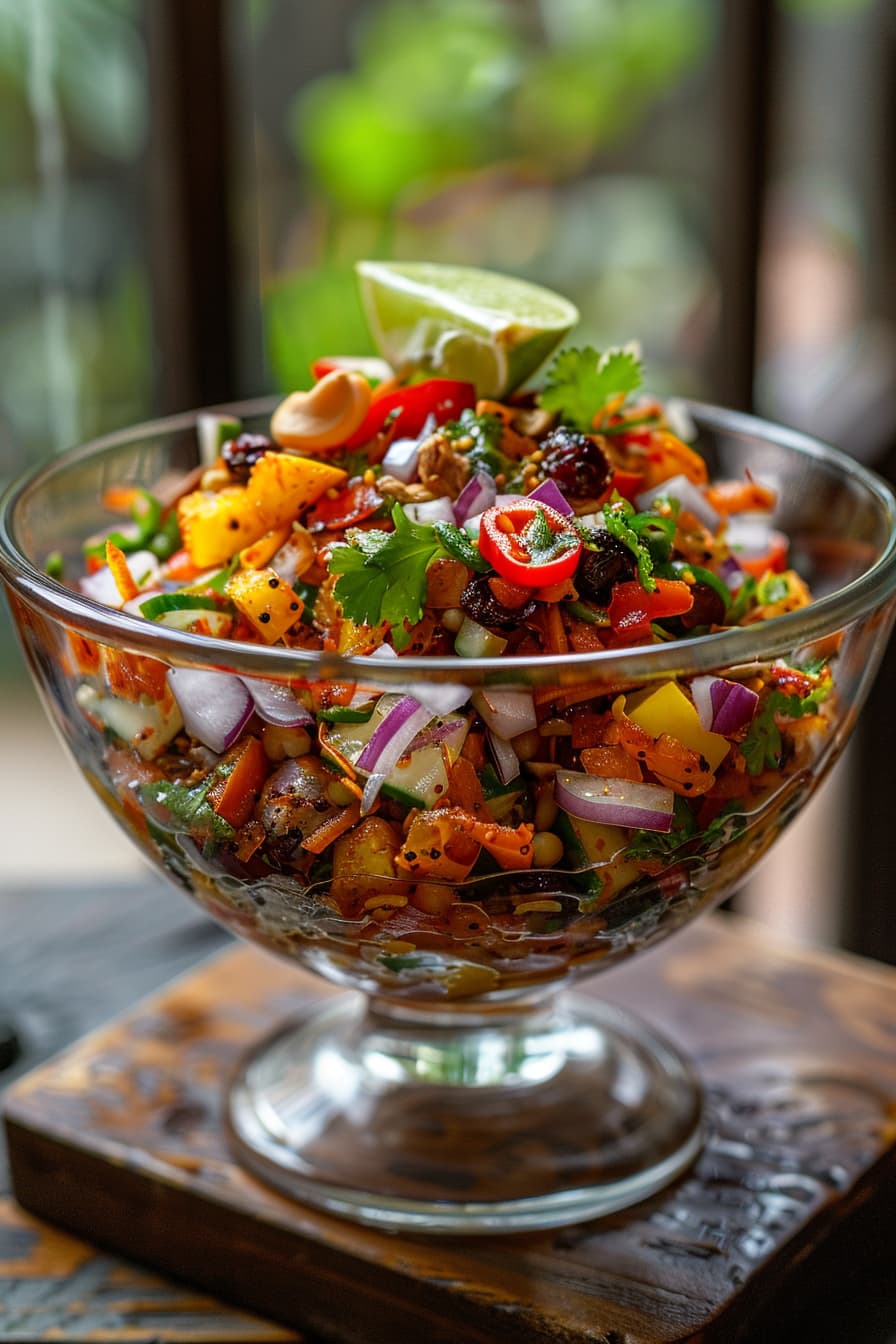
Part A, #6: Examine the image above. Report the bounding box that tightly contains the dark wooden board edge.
[5,1119,541,1344]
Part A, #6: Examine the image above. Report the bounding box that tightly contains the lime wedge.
[355,261,579,399]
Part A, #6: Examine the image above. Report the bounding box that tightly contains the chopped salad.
[59,332,836,996]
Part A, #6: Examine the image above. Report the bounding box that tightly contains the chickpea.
[325,777,358,807]
[440,607,465,633]
[262,724,312,760]
[531,831,564,868]
[512,728,542,761]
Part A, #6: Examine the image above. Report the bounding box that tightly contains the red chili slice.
[478,502,583,589]
[344,378,476,449]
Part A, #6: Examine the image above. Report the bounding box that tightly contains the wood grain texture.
[5,912,896,1344]
[0,878,299,1342]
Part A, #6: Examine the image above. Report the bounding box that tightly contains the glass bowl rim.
[3,397,896,688]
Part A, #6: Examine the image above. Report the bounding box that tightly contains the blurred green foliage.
[266,0,712,389]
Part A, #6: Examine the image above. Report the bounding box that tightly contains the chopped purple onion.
[488,730,521,785]
[454,471,497,525]
[471,689,537,741]
[167,667,254,754]
[527,479,574,517]
[690,675,758,735]
[240,677,313,728]
[636,474,720,533]
[554,770,674,832]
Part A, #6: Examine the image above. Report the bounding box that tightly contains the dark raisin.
[460,575,537,629]
[575,532,636,604]
[539,427,611,501]
[679,583,726,630]
[222,432,274,480]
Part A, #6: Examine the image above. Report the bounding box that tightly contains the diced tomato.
[345,378,476,448]
[598,467,646,505]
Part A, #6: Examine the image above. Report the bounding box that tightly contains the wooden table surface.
[1,876,895,1343]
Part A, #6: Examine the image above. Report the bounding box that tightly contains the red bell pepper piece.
[478,501,582,588]
[305,481,384,532]
[310,355,392,384]
[608,578,694,642]
[345,378,476,449]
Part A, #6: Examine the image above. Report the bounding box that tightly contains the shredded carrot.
[105,540,139,602]
[302,802,362,854]
[446,757,492,820]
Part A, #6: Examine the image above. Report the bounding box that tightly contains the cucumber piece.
[316,692,378,724]
[197,412,241,465]
[140,593,220,619]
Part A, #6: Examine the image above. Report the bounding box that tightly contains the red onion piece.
[167,667,254,754]
[410,716,468,751]
[488,729,521,785]
[81,551,159,609]
[454,471,497,525]
[471,689,537,740]
[240,677,313,728]
[726,516,787,566]
[357,695,432,772]
[690,675,758,735]
[527,479,574,517]
[636,474,720,532]
[357,695,434,813]
[381,436,422,483]
[404,498,456,525]
[555,770,674,832]
[405,682,471,716]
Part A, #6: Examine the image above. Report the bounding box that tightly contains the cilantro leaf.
[329,503,447,650]
[740,679,830,776]
[625,796,697,860]
[539,345,643,431]
[140,778,235,842]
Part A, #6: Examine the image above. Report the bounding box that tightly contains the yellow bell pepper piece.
[247,452,347,529]
[226,567,304,643]
[624,680,729,771]
[177,486,268,569]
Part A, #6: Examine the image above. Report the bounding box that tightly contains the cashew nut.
[270,370,372,451]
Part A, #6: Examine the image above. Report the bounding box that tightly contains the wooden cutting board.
[5,913,896,1344]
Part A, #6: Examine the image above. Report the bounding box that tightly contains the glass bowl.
[3,400,896,1232]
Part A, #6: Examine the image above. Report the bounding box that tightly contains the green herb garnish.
[741,676,831,776]
[329,503,449,650]
[141,777,235,842]
[539,345,643,432]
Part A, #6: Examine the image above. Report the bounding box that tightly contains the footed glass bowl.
[3,401,896,1232]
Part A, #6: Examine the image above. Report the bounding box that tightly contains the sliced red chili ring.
[478,501,583,589]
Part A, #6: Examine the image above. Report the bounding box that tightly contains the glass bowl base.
[227,992,703,1233]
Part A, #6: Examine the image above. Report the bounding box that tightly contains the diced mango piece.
[226,567,304,643]
[246,452,347,529]
[624,680,729,771]
[177,486,268,568]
